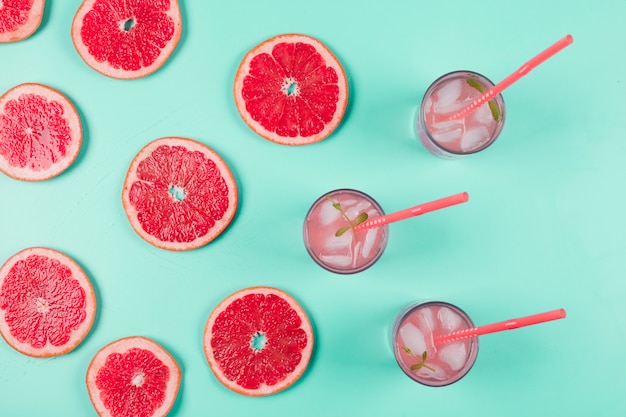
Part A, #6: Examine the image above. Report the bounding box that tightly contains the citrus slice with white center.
[71,0,182,79]
[234,33,349,145]
[0,0,46,43]
[0,83,82,181]
[204,286,314,396]
[0,247,96,357]
[86,336,181,417]
[122,137,238,251]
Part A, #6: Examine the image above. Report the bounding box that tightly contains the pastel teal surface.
[1,0,625,416]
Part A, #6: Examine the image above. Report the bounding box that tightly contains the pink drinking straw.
[435,308,567,345]
[353,192,469,232]
[447,34,574,121]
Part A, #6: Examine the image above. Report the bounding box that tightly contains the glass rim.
[419,70,506,157]
[392,300,480,387]
[302,188,389,274]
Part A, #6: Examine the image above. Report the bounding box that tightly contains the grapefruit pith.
[86,336,181,417]
[71,0,182,79]
[0,0,46,43]
[0,83,82,181]
[234,33,349,146]
[204,286,314,396]
[0,247,96,357]
[122,137,238,251]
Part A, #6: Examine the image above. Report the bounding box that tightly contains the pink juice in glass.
[303,189,388,274]
[417,71,506,159]
[392,301,479,386]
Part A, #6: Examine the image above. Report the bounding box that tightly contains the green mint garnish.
[402,346,436,372]
[325,195,369,238]
[466,79,500,122]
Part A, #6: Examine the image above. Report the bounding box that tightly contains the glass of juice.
[302,188,389,274]
[416,71,506,159]
[392,301,479,386]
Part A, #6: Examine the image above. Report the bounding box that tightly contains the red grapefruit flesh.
[71,0,182,79]
[86,336,181,417]
[0,83,82,181]
[0,0,45,43]
[234,33,349,146]
[0,247,96,357]
[122,137,238,251]
[204,286,314,396]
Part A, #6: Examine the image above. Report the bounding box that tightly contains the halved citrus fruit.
[0,0,46,43]
[204,286,314,396]
[122,137,238,251]
[0,247,96,357]
[71,0,182,79]
[0,83,82,181]
[86,336,181,417]
[234,33,349,145]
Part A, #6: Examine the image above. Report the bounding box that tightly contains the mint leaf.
[354,212,368,226]
[335,226,350,237]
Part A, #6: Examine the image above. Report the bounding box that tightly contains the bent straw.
[447,34,574,121]
[354,192,469,232]
[436,308,567,345]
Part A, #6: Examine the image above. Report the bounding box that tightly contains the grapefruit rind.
[0,247,96,357]
[70,0,182,80]
[122,137,238,251]
[204,286,314,396]
[0,83,82,181]
[86,336,181,417]
[0,0,46,43]
[234,33,349,146]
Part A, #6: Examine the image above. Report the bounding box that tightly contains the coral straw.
[436,308,567,345]
[447,34,574,121]
[354,192,469,232]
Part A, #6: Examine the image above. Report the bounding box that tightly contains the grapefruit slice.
[234,33,349,146]
[204,286,314,396]
[71,0,182,79]
[0,83,82,181]
[86,336,181,417]
[0,0,46,43]
[0,247,96,357]
[122,137,238,251]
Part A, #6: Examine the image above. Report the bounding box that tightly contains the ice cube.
[432,126,463,144]
[460,126,490,152]
[346,201,371,219]
[323,229,352,252]
[398,322,426,356]
[418,307,435,334]
[360,228,379,258]
[319,200,341,226]
[434,79,463,113]
[472,102,494,125]
[437,342,467,372]
[438,307,463,332]
[320,254,353,268]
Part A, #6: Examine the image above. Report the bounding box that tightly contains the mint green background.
[1,1,625,416]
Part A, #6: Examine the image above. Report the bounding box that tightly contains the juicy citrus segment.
[0,83,82,181]
[0,247,96,357]
[0,0,46,43]
[71,0,182,79]
[86,336,181,417]
[122,137,238,251]
[234,34,348,145]
[204,286,314,396]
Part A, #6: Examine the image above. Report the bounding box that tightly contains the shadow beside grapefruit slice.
[234,33,349,146]
[86,336,181,417]
[71,0,182,79]
[0,83,82,181]
[0,247,96,357]
[204,286,314,396]
[0,0,46,43]
[122,137,238,251]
